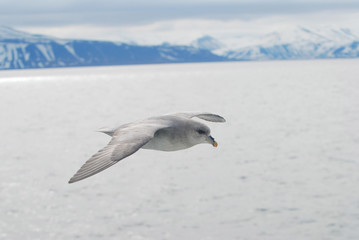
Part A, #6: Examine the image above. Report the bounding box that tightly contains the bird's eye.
[197,129,205,134]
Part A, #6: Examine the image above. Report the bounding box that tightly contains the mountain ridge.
[1,26,359,70]
[215,26,359,60]
[0,26,225,69]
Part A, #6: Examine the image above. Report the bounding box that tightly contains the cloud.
[16,10,359,46]
[2,1,359,28]
[2,0,357,47]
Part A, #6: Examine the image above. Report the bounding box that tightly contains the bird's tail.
[97,127,116,136]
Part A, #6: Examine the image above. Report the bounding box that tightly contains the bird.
[68,112,225,183]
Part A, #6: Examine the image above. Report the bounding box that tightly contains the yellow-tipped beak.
[207,135,218,147]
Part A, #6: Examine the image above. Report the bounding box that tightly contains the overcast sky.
[2,0,359,44]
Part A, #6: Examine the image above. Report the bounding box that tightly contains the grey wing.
[173,112,226,122]
[68,122,166,184]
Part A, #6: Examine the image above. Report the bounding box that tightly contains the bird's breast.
[141,131,194,151]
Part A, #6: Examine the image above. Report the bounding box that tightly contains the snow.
[63,43,81,61]
[0,26,54,43]
[209,26,359,59]
[0,60,359,240]
[0,26,35,40]
[191,35,223,51]
[36,44,54,62]
[2,25,359,70]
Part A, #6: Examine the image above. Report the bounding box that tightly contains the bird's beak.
[207,135,218,147]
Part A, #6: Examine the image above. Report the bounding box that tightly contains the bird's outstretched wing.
[173,112,226,123]
[68,122,166,183]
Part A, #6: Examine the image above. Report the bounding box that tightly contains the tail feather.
[97,127,115,136]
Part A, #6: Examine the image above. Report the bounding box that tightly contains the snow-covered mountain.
[1,25,359,70]
[211,26,359,60]
[0,26,224,70]
[191,35,223,51]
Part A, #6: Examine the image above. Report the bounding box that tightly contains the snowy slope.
[1,26,359,69]
[212,26,359,60]
[191,35,223,51]
[0,26,50,41]
[0,27,224,70]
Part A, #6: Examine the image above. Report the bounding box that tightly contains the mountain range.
[214,26,359,60]
[1,26,359,70]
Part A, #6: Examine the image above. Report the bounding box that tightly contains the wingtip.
[68,178,75,184]
[68,175,82,184]
[211,114,226,123]
[68,175,87,184]
[217,116,226,122]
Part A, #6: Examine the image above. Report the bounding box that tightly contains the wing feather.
[68,121,167,183]
[173,112,226,122]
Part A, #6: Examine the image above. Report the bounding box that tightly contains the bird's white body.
[142,115,209,151]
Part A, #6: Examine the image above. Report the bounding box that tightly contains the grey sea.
[1,59,359,240]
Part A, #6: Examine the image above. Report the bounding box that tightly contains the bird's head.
[190,123,218,147]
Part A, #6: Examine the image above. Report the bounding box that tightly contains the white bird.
[68,112,225,183]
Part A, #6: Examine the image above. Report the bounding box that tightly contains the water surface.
[1,60,359,240]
